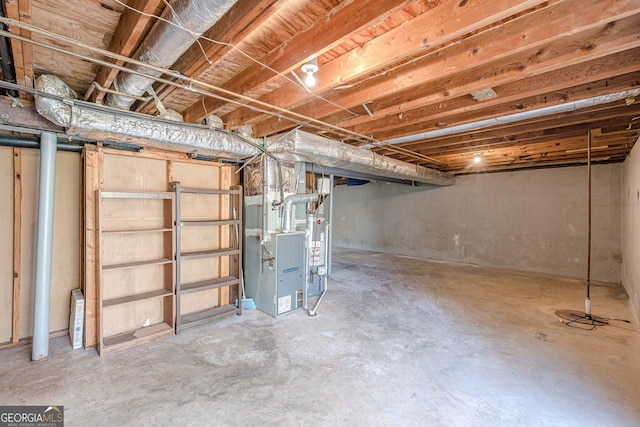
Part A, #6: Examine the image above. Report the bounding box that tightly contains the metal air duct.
[34,75,453,185]
[267,130,455,186]
[35,75,260,159]
[106,0,237,111]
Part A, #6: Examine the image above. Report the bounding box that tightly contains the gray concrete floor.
[2,248,640,426]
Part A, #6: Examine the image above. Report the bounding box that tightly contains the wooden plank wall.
[83,147,235,348]
[0,144,235,351]
[0,147,81,349]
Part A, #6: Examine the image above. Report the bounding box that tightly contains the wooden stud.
[82,145,102,348]
[12,148,21,343]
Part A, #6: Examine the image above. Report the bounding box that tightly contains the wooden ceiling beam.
[92,0,162,103]
[317,50,640,142]
[356,63,640,140]
[139,0,281,115]
[373,94,640,147]
[381,105,640,155]
[434,136,625,162]
[249,0,640,137]
[4,0,33,98]
[231,0,558,132]
[412,129,639,159]
[181,0,415,123]
[342,45,640,134]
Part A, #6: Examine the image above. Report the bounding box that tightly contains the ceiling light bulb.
[304,71,316,87]
[301,58,319,88]
[473,155,482,164]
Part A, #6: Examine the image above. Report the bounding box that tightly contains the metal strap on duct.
[106,0,238,111]
[267,130,455,186]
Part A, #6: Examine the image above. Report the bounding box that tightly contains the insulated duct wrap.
[35,75,260,159]
[106,0,237,111]
[267,130,454,186]
[35,75,452,184]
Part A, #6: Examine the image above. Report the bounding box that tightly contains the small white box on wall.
[69,289,84,349]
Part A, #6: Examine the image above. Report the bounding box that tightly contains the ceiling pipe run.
[105,0,237,111]
[361,90,640,149]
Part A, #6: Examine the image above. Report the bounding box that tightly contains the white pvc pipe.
[32,131,57,362]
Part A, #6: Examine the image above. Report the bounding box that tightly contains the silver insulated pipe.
[361,89,640,149]
[106,0,237,111]
[282,193,320,232]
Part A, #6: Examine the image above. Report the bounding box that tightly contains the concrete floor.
[1,247,640,426]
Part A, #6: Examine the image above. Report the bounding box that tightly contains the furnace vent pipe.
[106,0,237,110]
[282,193,319,232]
[32,131,57,363]
[362,89,640,149]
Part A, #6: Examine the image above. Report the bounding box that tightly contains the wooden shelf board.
[103,227,173,234]
[103,258,173,271]
[180,276,240,295]
[103,289,173,307]
[181,248,239,260]
[178,305,239,331]
[179,219,239,226]
[101,322,174,355]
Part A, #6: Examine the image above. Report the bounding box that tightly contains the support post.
[31,131,57,362]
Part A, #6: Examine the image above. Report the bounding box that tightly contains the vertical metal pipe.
[32,132,57,362]
[327,174,334,277]
[585,130,592,319]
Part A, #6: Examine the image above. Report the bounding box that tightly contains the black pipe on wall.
[0,2,18,97]
[0,134,84,152]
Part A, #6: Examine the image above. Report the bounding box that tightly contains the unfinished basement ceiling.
[3,0,640,173]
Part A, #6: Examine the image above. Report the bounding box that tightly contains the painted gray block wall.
[333,164,622,283]
[622,143,640,319]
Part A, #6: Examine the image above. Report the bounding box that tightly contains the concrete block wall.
[333,163,622,283]
[622,143,640,320]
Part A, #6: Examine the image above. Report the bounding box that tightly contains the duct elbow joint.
[282,193,319,232]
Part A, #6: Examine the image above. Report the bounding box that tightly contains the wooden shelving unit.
[96,190,175,356]
[171,182,243,332]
